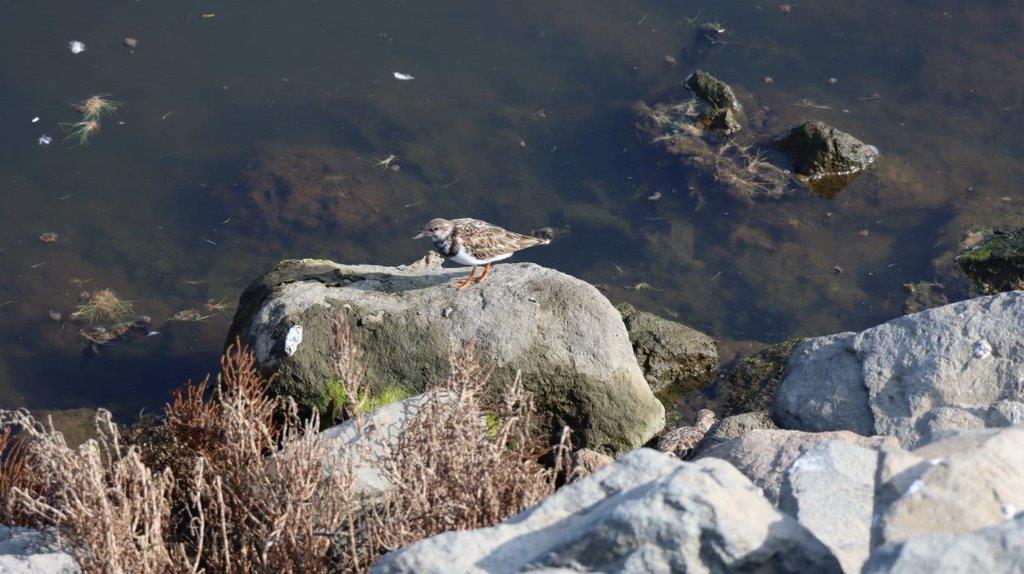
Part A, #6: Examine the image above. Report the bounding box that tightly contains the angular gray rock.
[319,393,437,494]
[228,260,664,454]
[780,440,878,573]
[864,514,1024,574]
[874,427,1024,545]
[775,120,879,178]
[616,303,717,393]
[0,526,78,574]
[371,449,841,573]
[773,292,1024,448]
[698,429,897,504]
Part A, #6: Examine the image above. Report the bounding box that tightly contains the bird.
[413,218,550,289]
[656,409,716,459]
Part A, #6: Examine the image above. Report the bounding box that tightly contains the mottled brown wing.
[656,425,706,460]
[452,218,547,260]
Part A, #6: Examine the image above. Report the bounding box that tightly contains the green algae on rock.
[717,338,804,417]
[684,70,743,134]
[955,227,1024,293]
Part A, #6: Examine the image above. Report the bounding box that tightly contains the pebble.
[857,229,870,238]
[763,76,774,84]
[38,232,59,243]
[123,37,139,49]
[663,55,677,66]
[389,164,401,172]
[828,77,838,85]
[48,311,62,322]
[519,140,527,148]
[647,192,662,201]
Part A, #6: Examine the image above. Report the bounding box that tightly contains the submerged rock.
[773,292,1024,448]
[955,226,1024,293]
[775,120,879,178]
[228,259,664,454]
[902,281,949,314]
[371,449,842,573]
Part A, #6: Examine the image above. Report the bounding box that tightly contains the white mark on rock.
[442,306,453,318]
[1003,503,1016,519]
[906,479,925,496]
[927,457,944,466]
[973,339,992,359]
[284,325,303,356]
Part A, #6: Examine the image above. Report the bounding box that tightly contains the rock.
[780,440,877,573]
[319,393,436,494]
[228,259,664,453]
[955,226,1024,293]
[773,292,1024,448]
[698,428,897,504]
[684,70,742,133]
[874,427,1024,544]
[0,526,78,573]
[717,338,803,417]
[122,37,138,49]
[775,120,879,178]
[902,281,949,314]
[863,513,1024,574]
[697,410,778,454]
[404,251,444,270]
[371,449,842,573]
[615,302,717,393]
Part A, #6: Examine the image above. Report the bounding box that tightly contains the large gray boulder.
[0,526,78,573]
[874,427,1024,545]
[863,514,1024,574]
[228,259,664,453]
[780,441,878,573]
[698,428,897,504]
[775,120,879,178]
[773,292,1024,448]
[371,449,841,573]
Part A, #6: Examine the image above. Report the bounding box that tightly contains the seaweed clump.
[70,289,135,323]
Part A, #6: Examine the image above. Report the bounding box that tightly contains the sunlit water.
[1,0,1022,418]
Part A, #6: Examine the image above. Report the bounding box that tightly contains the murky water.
[2,0,1022,417]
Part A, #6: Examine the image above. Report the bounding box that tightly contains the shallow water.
[1,0,1022,417]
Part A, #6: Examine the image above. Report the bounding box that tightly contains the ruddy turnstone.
[656,409,716,459]
[414,217,550,288]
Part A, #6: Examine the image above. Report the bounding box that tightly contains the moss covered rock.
[955,227,1024,293]
[684,70,742,133]
[717,339,804,417]
[775,120,878,178]
[227,259,664,454]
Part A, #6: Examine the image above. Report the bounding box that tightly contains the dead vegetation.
[0,328,567,572]
[70,289,135,323]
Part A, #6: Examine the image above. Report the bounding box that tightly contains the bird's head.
[695,409,716,432]
[413,218,454,242]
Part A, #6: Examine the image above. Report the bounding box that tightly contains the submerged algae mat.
[0,0,1022,415]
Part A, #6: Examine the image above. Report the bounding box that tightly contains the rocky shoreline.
[7,259,1024,572]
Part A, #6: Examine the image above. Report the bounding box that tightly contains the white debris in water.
[973,339,992,359]
[31,117,39,123]
[905,479,925,496]
[37,135,52,146]
[1003,504,1017,519]
[392,72,415,81]
[147,330,161,337]
[68,40,86,54]
[284,325,303,356]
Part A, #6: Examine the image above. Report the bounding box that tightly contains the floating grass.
[61,120,101,146]
[70,289,134,323]
[75,95,120,121]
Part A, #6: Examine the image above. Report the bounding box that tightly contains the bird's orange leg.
[454,266,478,289]
[474,263,493,284]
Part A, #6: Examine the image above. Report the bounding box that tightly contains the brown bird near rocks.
[657,409,716,459]
[414,218,551,289]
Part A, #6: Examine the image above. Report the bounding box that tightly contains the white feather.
[449,247,513,266]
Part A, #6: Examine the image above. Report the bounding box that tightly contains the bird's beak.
[413,230,426,240]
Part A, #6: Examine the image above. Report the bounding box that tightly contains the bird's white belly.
[449,248,512,266]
